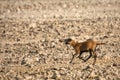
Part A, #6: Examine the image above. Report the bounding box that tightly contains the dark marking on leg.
[84,50,92,62]
[70,53,77,63]
[92,52,97,65]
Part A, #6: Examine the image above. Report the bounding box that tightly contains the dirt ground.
[0,0,120,80]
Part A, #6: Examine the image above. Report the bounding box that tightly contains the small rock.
[43,15,47,18]
[62,3,67,8]
[29,23,37,28]
[99,77,106,80]
[113,63,117,67]
[50,42,56,48]
[25,75,33,80]
[35,57,40,62]
[90,71,97,78]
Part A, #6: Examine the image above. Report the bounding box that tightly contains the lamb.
[59,38,106,65]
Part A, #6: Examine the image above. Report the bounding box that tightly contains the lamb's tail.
[97,42,106,45]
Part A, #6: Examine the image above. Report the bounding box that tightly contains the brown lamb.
[59,38,106,65]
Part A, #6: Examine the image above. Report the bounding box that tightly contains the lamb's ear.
[64,38,72,43]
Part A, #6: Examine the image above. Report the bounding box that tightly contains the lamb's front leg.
[69,53,77,63]
[78,52,85,61]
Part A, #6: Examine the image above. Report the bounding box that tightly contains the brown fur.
[60,38,106,65]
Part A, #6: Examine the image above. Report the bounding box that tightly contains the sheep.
[59,38,106,65]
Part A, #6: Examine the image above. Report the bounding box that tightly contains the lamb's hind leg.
[78,52,85,61]
[84,50,92,62]
[92,51,97,65]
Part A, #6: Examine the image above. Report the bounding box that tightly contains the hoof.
[82,60,87,62]
[84,60,87,62]
[92,63,95,65]
[69,62,72,63]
